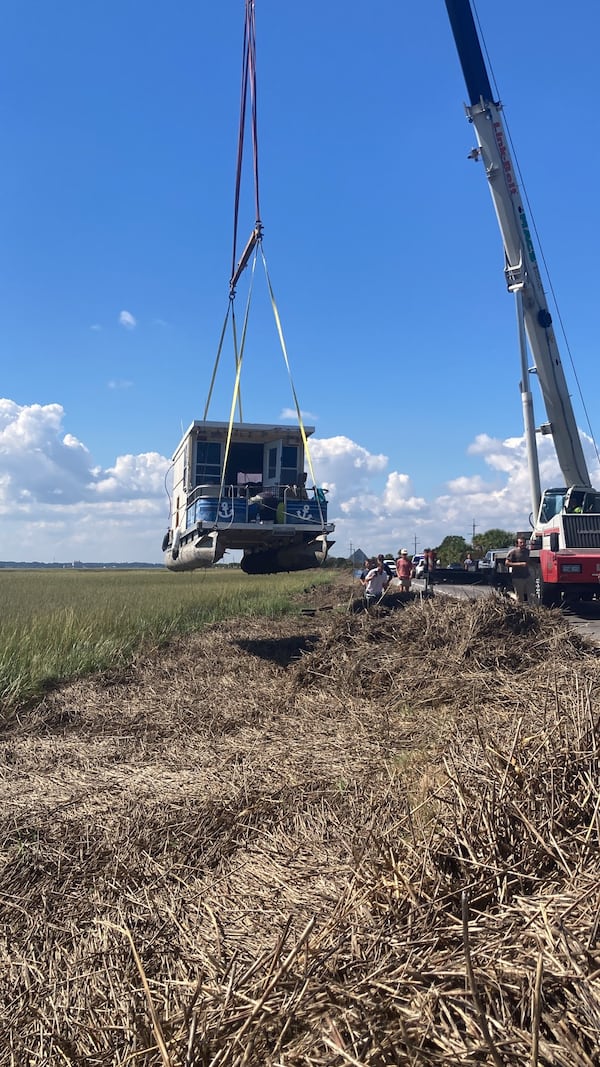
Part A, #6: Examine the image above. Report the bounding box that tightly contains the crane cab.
[529,485,600,604]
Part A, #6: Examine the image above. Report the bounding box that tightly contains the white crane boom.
[445,0,590,495]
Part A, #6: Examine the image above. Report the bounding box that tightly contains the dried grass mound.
[294,593,592,728]
[1,590,600,1064]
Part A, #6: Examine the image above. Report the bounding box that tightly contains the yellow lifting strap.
[259,245,325,525]
[217,249,258,511]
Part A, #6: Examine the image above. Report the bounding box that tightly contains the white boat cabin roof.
[172,421,315,460]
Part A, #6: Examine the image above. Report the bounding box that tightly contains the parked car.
[479,549,504,571]
[411,554,426,578]
[446,562,463,570]
[383,559,397,578]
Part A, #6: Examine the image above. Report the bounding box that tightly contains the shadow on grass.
[235,634,319,667]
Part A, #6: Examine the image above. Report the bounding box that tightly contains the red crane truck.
[445,0,600,606]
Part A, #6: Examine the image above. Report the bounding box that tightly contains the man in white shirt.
[363,558,390,609]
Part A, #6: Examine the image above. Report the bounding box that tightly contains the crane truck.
[445,0,600,606]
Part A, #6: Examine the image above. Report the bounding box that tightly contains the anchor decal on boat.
[218,501,234,520]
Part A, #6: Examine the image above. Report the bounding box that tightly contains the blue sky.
[2,0,600,562]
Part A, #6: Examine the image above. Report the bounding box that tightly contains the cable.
[204,0,327,532]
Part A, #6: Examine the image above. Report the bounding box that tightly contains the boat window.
[195,441,221,485]
[225,442,264,487]
[268,447,277,480]
[281,445,298,485]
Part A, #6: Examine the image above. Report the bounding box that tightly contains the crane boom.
[445,0,591,491]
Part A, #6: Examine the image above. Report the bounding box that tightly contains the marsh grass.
[5,592,600,1064]
[0,567,331,711]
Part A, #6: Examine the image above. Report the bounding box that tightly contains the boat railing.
[279,487,327,526]
[185,483,328,529]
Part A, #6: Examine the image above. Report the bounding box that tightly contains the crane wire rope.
[204,0,322,523]
[204,0,259,424]
[471,1,600,472]
[231,0,260,283]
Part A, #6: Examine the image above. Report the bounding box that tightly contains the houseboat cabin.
[163,421,334,574]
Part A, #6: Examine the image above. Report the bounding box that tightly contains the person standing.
[359,558,372,581]
[363,558,390,609]
[506,536,531,603]
[423,548,436,591]
[378,553,395,580]
[291,471,309,499]
[463,553,476,572]
[396,549,412,592]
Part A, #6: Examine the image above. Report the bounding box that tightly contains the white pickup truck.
[478,549,509,572]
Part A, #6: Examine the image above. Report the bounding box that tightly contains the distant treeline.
[0,561,164,570]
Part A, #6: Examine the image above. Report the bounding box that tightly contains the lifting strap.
[259,246,324,525]
[206,0,324,527]
[217,251,258,511]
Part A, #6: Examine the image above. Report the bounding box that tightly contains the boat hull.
[164,526,334,574]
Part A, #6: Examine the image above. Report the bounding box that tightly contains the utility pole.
[413,534,418,554]
[471,519,478,545]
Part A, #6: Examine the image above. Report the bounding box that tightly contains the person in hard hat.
[396,549,412,593]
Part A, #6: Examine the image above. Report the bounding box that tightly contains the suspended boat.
[163,420,333,574]
[162,1,334,574]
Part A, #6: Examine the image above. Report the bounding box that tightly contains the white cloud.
[278,407,318,422]
[1,397,599,562]
[446,474,488,494]
[0,399,170,561]
[119,310,137,329]
[308,435,387,495]
[382,472,427,514]
[107,379,133,390]
[93,452,170,499]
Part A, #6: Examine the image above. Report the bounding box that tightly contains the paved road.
[412,578,600,646]
[562,603,600,645]
[411,577,492,602]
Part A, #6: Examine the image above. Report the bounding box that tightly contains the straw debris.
[2,580,600,1065]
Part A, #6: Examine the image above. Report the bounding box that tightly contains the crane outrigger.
[162,1,334,574]
[445,0,600,606]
